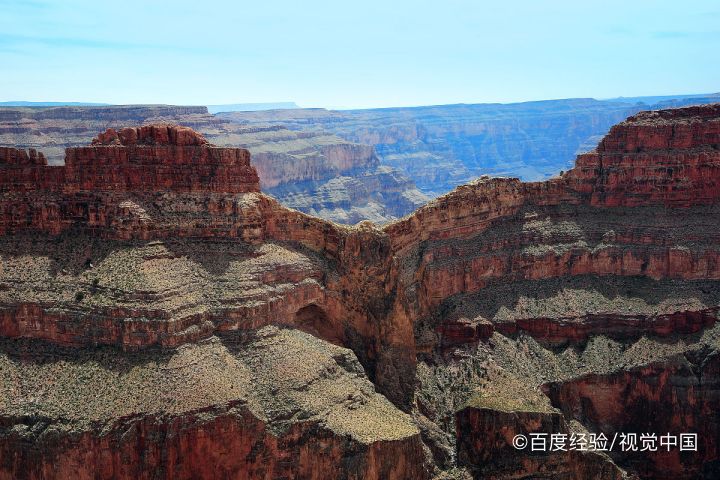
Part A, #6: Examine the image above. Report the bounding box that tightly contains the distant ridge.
[0,101,111,107]
[206,102,299,114]
[604,92,720,104]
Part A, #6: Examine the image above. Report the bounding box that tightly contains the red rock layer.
[0,147,63,192]
[388,104,720,254]
[385,105,720,330]
[455,406,626,479]
[566,104,720,207]
[0,125,260,237]
[543,351,720,480]
[0,125,258,196]
[0,402,428,480]
[0,127,413,407]
[495,309,718,346]
[2,105,720,411]
[0,104,719,479]
[436,317,494,348]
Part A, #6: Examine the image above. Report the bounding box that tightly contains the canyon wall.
[398,103,720,479]
[0,105,425,224]
[386,104,720,324]
[207,124,427,223]
[221,94,720,197]
[1,103,720,478]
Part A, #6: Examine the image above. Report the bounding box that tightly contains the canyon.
[0,105,427,224]
[0,104,719,479]
[221,93,720,197]
[3,94,717,226]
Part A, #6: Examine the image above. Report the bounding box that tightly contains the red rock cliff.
[2,105,720,479]
[566,104,720,206]
[0,124,414,412]
[385,104,720,329]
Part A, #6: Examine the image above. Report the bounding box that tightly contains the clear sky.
[1,0,718,108]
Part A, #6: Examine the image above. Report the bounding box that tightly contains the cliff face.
[456,406,626,480]
[206,124,427,224]
[570,105,720,206]
[0,126,410,404]
[387,105,720,323]
[0,126,426,479]
[2,104,720,479]
[220,95,720,197]
[0,330,427,480]
[0,105,426,224]
[401,104,720,479]
[543,350,720,480]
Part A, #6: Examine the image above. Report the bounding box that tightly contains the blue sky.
[1,0,718,108]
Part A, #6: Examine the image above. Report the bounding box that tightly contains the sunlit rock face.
[1,103,720,479]
[0,105,427,224]
[218,95,720,197]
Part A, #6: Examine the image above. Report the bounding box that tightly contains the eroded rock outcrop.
[543,350,720,480]
[397,104,720,479]
[0,106,427,224]
[2,104,720,479]
[0,328,426,480]
[390,105,720,329]
[0,125,415,412]
[0,127,427,478]
[456,406,626,480]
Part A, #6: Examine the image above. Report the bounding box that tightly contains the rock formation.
[0,105,426,224]
[220,94,720,197]
[207,124,428,224]
[1,103,720,479]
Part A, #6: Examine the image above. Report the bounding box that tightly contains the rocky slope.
[221,94,720,197]
[398,103,720,479]
[1,104,720,479]
[0,124,426,479]
[0,105,426,224]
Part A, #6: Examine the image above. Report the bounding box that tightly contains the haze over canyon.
[1,93,717,225]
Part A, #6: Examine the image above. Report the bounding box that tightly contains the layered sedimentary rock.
[0,105,426,223]
[206,124,427,224]
[0,105,212,165]
[388,105,720,322]
[543,349,720,479]
[0,329,426,480]
[2,104,720,479]
[456,405,626,479]
[0,125,414,407]
[0,125,425,479]
[220,95,720,197]
[402,104,720,479]
[570,105,720,206]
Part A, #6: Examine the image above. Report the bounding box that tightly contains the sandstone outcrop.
[0,125,414,411]
[388,105,720,330]
[2,104,720,479]
[399,104,720,479]
[456,405,626,479]
[0,105,426,224]
[0,328,426,480]
[543,349,720,479]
